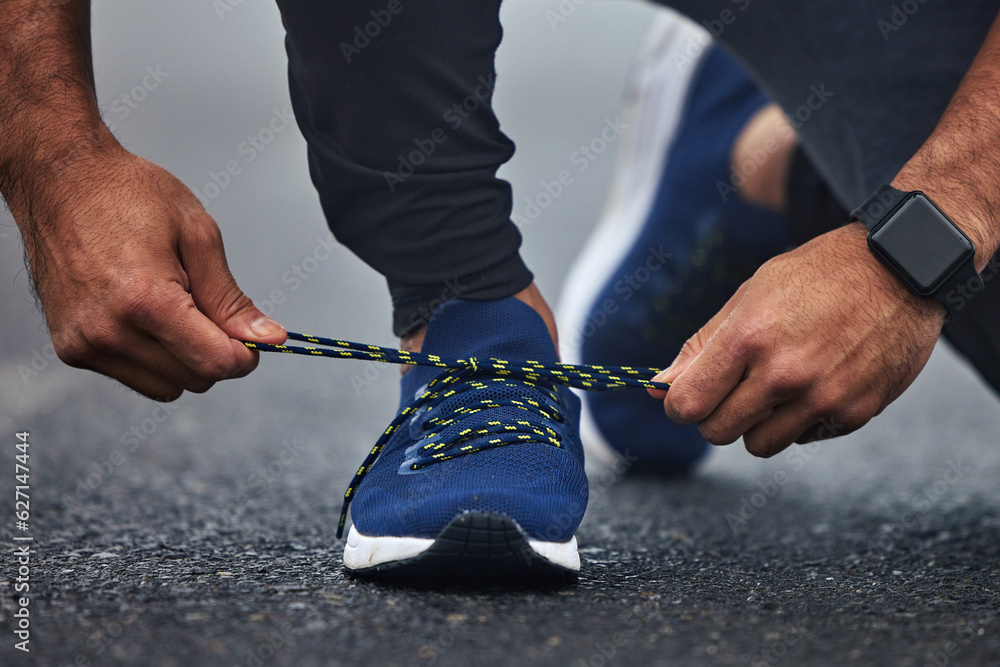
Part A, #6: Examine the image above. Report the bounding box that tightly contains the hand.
[17,146,287,401]
[647,223,944,457]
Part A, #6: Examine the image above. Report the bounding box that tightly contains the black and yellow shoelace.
[244,332,671,537]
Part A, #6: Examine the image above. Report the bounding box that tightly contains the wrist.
[842,220,949,324]
[1,118,123,222]
[892,165,999,272]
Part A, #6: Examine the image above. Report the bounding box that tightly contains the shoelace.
[243,332,671,537]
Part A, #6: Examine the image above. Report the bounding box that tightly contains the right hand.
[18,145,287,401]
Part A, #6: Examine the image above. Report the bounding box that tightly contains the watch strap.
[934,255,984,318]
[854,185,983,318]
[850,185,908,231]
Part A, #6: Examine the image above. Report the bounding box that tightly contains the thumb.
[647,281,748,399]
[646,329,708,401]
[181,222,287,345]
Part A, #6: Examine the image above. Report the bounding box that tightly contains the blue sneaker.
[342,298,588,584]
[558,24,789,473]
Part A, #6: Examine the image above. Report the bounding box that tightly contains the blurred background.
[2,2,1000,665]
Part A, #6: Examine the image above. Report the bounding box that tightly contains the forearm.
[0,0,116,216]
[892,12,1000,271]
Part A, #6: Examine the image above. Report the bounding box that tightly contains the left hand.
[648,223,945,457]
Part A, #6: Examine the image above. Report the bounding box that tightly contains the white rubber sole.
[343,524,581,571]
[556,11,711,470]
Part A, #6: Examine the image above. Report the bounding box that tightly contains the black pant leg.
[275,0,531,336]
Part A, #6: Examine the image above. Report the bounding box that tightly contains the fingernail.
[653,362,676,382]
[251,315,282,337]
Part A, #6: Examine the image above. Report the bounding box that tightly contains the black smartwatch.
[850,185,983,318]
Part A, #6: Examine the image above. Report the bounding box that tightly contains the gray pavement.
[2,2,1000,666]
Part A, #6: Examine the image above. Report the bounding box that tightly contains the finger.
[694,379,787,446]
[647,281,749,400]
[739,395,853,457]
[744,383,874,454]
[179,216,287,345]
[795,414,860,444]
[86,353,186,402]
[659,309,753,426]
[118,274,260,382]
[91,328,218,393]
[694,353,817,445]
[646,330,707,401]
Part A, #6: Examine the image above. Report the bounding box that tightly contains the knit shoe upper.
[567,44,789,472]
[347,298,588,543]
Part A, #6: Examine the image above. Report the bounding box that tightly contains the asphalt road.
[2,2,1000,666]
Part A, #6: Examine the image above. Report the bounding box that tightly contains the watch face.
[869,195,975,295]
